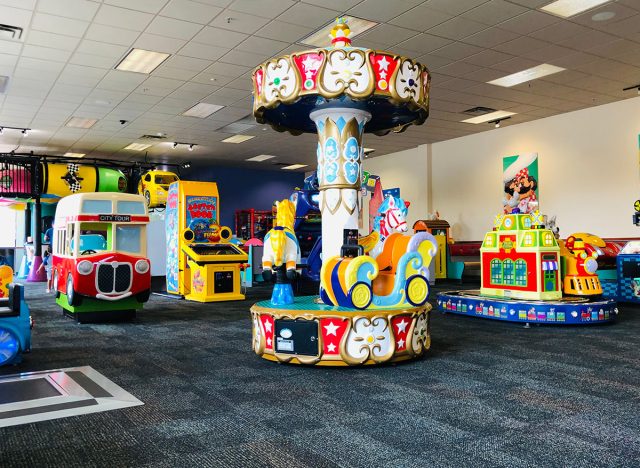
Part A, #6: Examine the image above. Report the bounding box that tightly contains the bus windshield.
[116,225,143,254]
[74,223,143,255]
[77,223,108,255]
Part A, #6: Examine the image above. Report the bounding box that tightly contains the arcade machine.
[165,181,248,302]
[413,218,451,280]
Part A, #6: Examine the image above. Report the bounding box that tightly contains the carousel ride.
[250,18,436,366]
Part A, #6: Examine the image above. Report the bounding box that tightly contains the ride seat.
[0,284,21,317]
[373,233,411,296]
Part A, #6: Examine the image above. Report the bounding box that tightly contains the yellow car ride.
[137,170,179,208]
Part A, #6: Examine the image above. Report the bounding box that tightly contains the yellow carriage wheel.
[349,281,372,309]
[635,200,640,212]
[406,275,428,306]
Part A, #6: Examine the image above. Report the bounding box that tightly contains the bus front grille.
[97,263,132,294]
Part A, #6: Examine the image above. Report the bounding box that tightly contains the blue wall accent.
[181,165,305,229]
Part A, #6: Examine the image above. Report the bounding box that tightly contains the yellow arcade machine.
[413,219,451,279]
[165,181,247,302]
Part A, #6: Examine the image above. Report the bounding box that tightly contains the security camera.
[119,120,128,125]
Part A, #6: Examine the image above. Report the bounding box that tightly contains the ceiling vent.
[461,106,496,116]
[0,76,9,94]
[0,24,24,40]
[140,134,167,140]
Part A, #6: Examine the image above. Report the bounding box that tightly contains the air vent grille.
[461,106,496,116]
[140,134,167,140]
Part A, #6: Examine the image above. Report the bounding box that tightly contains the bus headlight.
[77,260,93,275]
[135,259,150,274]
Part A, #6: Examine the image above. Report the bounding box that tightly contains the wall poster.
[503,153,539,214]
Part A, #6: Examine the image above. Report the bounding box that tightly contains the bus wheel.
[52,270,60,298]
[136,289,151,303]
[66,275,81,306]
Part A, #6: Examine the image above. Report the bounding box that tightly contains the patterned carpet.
[1,280,639,468]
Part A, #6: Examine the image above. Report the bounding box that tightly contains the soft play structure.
[250,18,434,366]
[51,193,151,322]
[165,180,248,302]
[438,212,617,325]
[0,283,32,366]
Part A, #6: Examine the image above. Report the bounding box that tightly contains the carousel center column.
[309,106,371,260]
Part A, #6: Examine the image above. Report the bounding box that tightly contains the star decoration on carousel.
[324,321,339,336]
[264,321,272,333]
[327,343,337,353]
[396,319,408,333]
[397,338,405,349]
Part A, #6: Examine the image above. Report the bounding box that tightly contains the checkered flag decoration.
[64,163,83,193]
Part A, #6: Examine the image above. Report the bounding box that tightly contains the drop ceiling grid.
[0,0,636,164]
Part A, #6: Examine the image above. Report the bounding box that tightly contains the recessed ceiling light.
[246,154,276,162]
[221,135,254,144]
[591,11,615,21]
[282,164,308,170]
[64,152,85,158]
[124,143,152,151]
[115,48,170,74]
[540,0,611,18]
[66,117,98,129]
[181,102,224,118]
[488,64,565,87]
[461,110,516,124]
[300,16,378,47]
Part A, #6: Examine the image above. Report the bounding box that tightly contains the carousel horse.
[262,199,300,305]
[359,194,410,258]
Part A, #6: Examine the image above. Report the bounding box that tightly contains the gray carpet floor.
[1,280,639,468]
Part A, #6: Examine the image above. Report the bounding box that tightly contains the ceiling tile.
[462,0,528,26]
[31,12,89,37]
[21,44,72,62]
[558,29,619,51]
[77,40,128,59]
[103,0,169,14]
[179,42,229,60]
[150,66,198,81]
[192,26,248,48]
[26,30,81,51]
[529,21,591,43]
[520,44,575,62]
[134,33,187,54]
[0,40,22,55]
[462,27,519,48]
[427,16,488,40]
[69,52,118,69]
[395,34,452,55]
[218,49,269,67]
[497,10,560,35]
[388,5,453,32]
[353,24,418,46]
[228,0,295,19]
[210,9,271,33]
[145,16,203,41]
[160,0,223,24]
[94,4,154,32]
[430,42,483,61]
[164,55,213,72]
[84,23,140,47]
[235,36,288,56]
[493,36,551,56]
[347,0,423,23]
[255,20,313,43]
[301,0,361,9]
[275,3,339,29]
[37,0,99,21]
[0,5,33,27]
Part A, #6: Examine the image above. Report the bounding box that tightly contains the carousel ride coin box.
[249,18,436,366]
[165,180,247,303]
[437,212,617,325]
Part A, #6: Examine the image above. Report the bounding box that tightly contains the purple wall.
[180,165,305,229]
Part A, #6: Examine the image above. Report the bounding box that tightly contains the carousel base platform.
[437,290,617,325]
[250,295,431,366]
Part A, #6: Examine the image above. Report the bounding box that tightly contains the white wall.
[361,145,430,234]
[367,96,640,241]
[431,96,640,240]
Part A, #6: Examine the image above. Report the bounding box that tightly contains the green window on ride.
[503,259,514,285]
[544,270,557,291]
[515,259,527,286]
[491,259,502,284]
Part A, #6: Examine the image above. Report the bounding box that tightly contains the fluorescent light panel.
[488,64,566,87]
[246,154,276,162]
[221,135,254,144]
[282,164,308,170]
[64,152,85,158]
[66,117,98,129]
[182,102,224,118]
[115,48,170,74]
[461,111,516,124]
[300,16,378,47]
[540,0,611,18]
[124,143,152,151]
